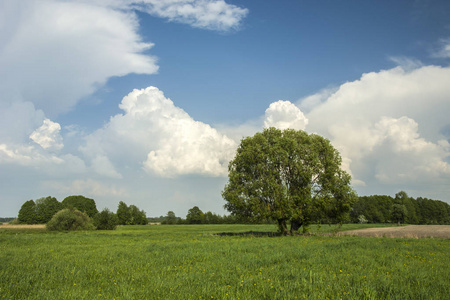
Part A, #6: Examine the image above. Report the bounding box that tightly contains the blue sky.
[1,0,449,218]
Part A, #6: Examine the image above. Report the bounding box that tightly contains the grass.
[1,224,449,299]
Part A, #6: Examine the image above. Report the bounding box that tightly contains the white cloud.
[29,119,64,151]
[298,87,338,113]
[0,143,87,176]
[372,116,449,183]
[299,65,450,193]
[0,143,62,166]
[264,100,308,130]
[0,101,45,144]
[127,0,249,31]
[0,0,158,116]
[432,38,450,58]
[82,86,237,178]
[91,155,123,179]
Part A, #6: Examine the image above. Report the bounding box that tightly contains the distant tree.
[129,205,147,225]
[186,206,205,224]
[18,200,38,224]
[223,128,356,235]
[35,196,63,223]
[117,201,131,225]
[391,204,408,225]
[163,211,178,224]
[116,202,147,225]
[94,208,118,230]
[62,195,98,218]
[204,211,221,224]
[46,208,95,231]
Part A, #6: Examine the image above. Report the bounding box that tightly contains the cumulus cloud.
[82,86,237,177]
[264,100,308,130]
[298,65,450,192]
[0,0,158,116]
[29,119,64,151]
[372,116,449,183]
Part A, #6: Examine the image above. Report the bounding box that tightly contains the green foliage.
[18,200,38,224]
[62,195,98,218]
[1,225,449,299]
[129,205,147,225]
[162,211,178,224]
[93,208,118,230]
[351,192,450,225]
[223,128,357,235]
[117,201,131,225]
[351,195,393,223]
[0,217,16,223]
[35,196,63,224]
[8,218,20,225]
[46,208,95,231]
[186,206,205,224]
[116,202,147,225]
[391,204,408,225]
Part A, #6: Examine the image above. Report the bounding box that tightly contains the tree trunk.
[277,219,289,235]
[290,219,302,235]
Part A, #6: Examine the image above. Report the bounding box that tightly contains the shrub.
[9,218,20,225]
[94,208,118,230]
[46,208,95,231]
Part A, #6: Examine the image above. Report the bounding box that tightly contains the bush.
[46,208,95,231]
[94,208,118,230]
[9,218,20,225]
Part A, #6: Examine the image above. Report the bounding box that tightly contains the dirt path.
[337,225,450,239]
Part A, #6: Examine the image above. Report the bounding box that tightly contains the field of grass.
[1,224,449,299]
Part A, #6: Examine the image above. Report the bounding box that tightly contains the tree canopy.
[62,195,98,218]
[35,196,63,224]
[116,201,147,225]
[222,128,357,235]
[18,200,38,224]
[186,206,205,224]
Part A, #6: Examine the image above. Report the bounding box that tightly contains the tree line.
[351,191,450,225]
[158,191,450,226]
[160,206,272,225]
[16,196,147,230]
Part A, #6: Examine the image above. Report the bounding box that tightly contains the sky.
[1,0,449,218]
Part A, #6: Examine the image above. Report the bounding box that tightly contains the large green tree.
[18,200,37,224]
[129,205,147,225]
[222,128,357,235]
[94,208,119,230]
[186,206,205,224]
[117,201,131,225]
[35,196,63,224]
[164,211,178,224]
[62,195,98,218]
[116,202,147,225]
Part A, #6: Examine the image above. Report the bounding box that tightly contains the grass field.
[1,224,449,299]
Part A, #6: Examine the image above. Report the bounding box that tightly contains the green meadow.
[1,224,449,299]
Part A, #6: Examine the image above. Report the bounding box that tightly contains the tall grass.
[1,224,449,299]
